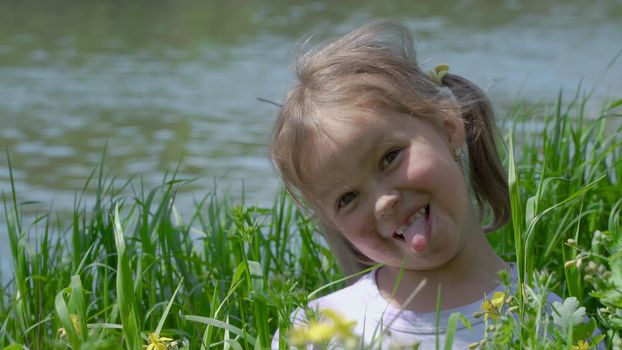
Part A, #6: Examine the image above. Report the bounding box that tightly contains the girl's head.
[270,21,509,272]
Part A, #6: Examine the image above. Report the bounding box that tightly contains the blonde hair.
[270,20,510,276]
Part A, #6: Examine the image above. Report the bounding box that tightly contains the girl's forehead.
[314,111,388,150]
[317,107,392,139]
[304,111,396,190]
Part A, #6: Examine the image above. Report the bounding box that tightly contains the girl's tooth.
[400,208,424,235]
[405,207,426,226]
[400,205,429,233]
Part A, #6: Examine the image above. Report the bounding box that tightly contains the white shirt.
[272,264,564,349]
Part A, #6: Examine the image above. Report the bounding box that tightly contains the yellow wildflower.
[571,340,590,350]
[288,308,358,347]
[145,333,173,350]
[57,327,67,339]
[480,291,506,321]
[289,325,311,346]
[70,313,82,337]
[306,321,337,343]
[290,320,337,346]
[320,309,357,339]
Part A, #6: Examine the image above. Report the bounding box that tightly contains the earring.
[453,148,464,162]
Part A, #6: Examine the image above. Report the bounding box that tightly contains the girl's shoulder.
[300,268,384,321]
[271,269,382,349]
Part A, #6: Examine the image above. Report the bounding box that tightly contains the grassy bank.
[1,94,621,349]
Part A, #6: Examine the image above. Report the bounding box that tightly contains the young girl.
[270,20,524,349]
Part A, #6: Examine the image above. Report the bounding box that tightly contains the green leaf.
[525,196,537,228]
[224,339,244,350]
[247,260,264,293]
[154,278,184,336]
[444,312,470,350]
[55,289,81,349]
[184,315,256,345]
[606,98,622,111]
[68,275,87,342]
[229,261,247,298]
[3,344,26,350]
[573,319,596,342]
[113,204,141,350]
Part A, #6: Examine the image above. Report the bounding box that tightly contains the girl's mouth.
[393,204,431,253]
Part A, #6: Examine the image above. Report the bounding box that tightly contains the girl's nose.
[374,190,400,219]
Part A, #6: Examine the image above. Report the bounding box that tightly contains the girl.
[270,20,528,349]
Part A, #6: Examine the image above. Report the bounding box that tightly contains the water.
[1,0,621,272]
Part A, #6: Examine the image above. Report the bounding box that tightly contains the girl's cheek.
[339,213,375,239]
[405,149,458,187]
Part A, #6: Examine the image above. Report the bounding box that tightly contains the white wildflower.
[552,297,586,331]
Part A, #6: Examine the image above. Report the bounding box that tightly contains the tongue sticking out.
[403,209,430,253]
[411,234,428,252]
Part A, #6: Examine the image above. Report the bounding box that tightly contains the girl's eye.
[380,149,401,170]
[337,191,358,210]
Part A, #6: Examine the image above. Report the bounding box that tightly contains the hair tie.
[427,63,449,85]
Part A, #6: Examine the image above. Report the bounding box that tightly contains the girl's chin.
[366,234,460,268]
[402,245,462,270]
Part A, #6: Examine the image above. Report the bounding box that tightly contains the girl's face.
[309,109,481,270]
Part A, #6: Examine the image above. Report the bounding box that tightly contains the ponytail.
[443,73,510,232]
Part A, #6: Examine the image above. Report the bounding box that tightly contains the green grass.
[0,93,621,349]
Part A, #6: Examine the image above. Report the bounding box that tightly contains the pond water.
[1,0,621,272]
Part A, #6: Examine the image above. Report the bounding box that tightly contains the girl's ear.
[441,113,466,149]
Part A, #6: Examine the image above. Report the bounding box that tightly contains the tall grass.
[486,93,622,348]
[1,156,341,349]
[0,93,620,349]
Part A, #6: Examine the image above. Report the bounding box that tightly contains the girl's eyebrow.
[355,134,392,166]
[318,181,351,202]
